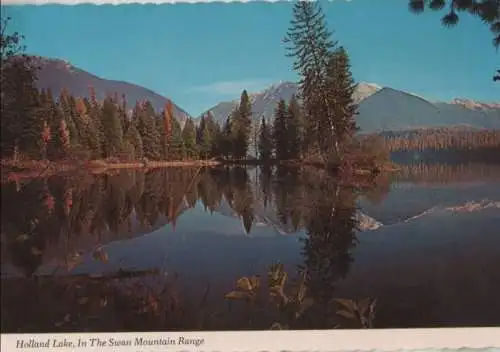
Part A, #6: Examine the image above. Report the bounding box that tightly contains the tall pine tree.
[286,95,303,160]
[101,97,124,158]
[273,99,289,161]
[182,118,197,159]
[325,47,358,152]
[258,117,273,161]
[232,90,253,159]
[284,1,342,161]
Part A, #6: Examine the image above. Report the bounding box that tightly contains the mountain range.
[32,56,191,125]
[33,56,500,133]
[200,82,500,132]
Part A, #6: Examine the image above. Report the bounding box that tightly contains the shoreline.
[1,158,399,183]
[1,159,222,182]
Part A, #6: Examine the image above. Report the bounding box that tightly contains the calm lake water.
[2,163,500,332]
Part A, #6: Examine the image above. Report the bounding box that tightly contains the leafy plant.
[225,275,261,301]
[335,297,377,328]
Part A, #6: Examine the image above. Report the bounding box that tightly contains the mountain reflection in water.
[1,164,500,332]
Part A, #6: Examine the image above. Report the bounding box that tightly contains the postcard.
[1,0,499,351]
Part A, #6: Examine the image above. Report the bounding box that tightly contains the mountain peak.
[358,82,383,90]
[201,80,381,122]
[32,55,192,124]
[451,98,500,110]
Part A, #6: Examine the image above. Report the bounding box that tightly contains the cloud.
[190,79,273,96]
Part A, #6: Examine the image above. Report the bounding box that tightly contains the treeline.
[395,162,500,184]
[1,78,388,170]
[383,128,500,152]
[2,1,389,169]
[0,83,238,163]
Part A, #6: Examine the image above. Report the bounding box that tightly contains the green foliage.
[0,14,386,168]
[284,0,357,161]
[273,99,289,160]
[136,101,161,161]
[101,97,124,158]
[1,16,40,160]
[231,90,253,159]
[124,122,144,160]
[286,95,303,160]
[258,117,273,161]
[325,47,358,157]
[182,118,198,159]
[168,118,186,160]
[197,114,218,158]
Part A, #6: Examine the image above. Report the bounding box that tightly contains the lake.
[1,163,500,332]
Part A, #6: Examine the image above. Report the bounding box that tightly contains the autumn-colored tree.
[59,118,71,156]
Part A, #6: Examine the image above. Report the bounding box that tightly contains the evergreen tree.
[124,122,144,160]
[161,100,174,159]
[87,86,104,158]
[45,89,65,160]
[168,118,185,160]
[58,116,71,157]
[67,95,80,148]
[196,116,211,158]
[156,110,167,160]
[232,90,253,159]
[210,120,223,157]
[0,17,40,159]
[284,1,341,160]
[258,117,273,161]
[58,89,79,149]
[325,47,358,151]
[101,97,124,158]
[182,118,198,159]
[74,97,101,159]
[286,95,303,159]
[17,86,44,159]
[221,116,233,159]
[273,99,289,160]
[136,101,160,160]
[196,114,207,146]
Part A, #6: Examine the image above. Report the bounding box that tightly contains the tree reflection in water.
[1,165,387,332]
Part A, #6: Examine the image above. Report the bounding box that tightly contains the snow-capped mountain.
[200,81,500,133]
[198,81,381,124]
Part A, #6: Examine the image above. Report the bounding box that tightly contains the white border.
[2,329,500,351]
[2,1,500,351]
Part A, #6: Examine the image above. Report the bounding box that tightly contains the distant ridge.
[200,82,500,133]
[32,56,192,124]
[198,81,381,125]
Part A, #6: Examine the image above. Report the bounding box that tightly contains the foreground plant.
[335,297,377,328]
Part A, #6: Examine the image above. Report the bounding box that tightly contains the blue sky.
[3,0,499,116]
